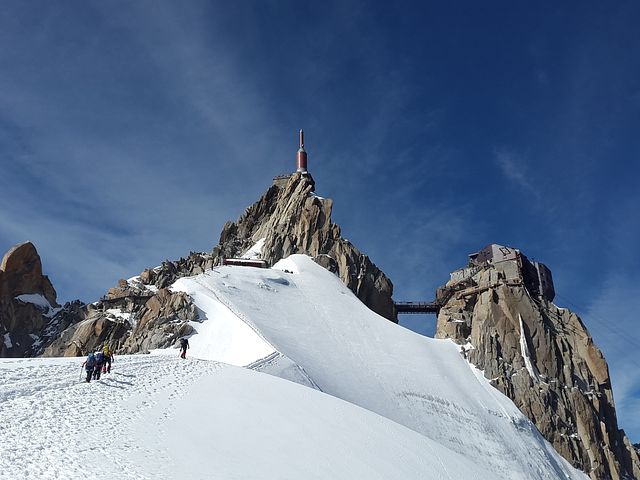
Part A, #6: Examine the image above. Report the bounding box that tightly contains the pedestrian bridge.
[394,301,440,314]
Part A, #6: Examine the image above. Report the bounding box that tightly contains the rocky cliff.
[43,276,199,357]
[210,173,396,321]
[435,245,640,480]
[0,242,83,357]
[44,172,395,356]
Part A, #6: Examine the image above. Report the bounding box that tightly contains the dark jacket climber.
[179,337,190,359]
[93,351,105,380]
[82,352,96,383]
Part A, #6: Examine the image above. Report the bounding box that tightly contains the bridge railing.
[394,301,440,314]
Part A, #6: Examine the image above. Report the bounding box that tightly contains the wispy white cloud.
[494,148,541,200]
[0,2,296,301]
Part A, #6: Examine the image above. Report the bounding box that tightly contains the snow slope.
[172,254,587,480]
[0,254,588,479]
[0,355,491,480]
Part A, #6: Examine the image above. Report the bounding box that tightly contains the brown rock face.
[43,310,129,357]
[211,173,396,321]
[44,281,198,357]
[1,242,57,305]
[435,245,640,480]
[0,242,72,357]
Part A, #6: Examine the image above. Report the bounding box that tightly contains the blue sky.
[1,2,639,440]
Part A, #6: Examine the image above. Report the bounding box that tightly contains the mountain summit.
[211,172,396,320]
[40,171,395,357]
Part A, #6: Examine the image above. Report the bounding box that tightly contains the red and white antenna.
[296,129,308,173]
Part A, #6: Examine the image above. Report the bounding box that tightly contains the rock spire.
[0,242,78,357]
[211,172,396,321]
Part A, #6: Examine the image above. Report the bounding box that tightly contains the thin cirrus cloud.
[0,2,296,300]
[494,148,540,200]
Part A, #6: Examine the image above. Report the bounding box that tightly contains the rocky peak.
[1,241,57,305]
[43,172,397,359]
[435,244,640,480]
[211,173,396,321]
[0,241,70,358]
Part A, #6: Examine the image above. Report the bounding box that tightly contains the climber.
[82,352,96,383]
[93,350,105,380]
[179,337,189,359]
[102,344,114,374]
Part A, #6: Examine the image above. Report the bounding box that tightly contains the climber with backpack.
[102,344,113,374]
[82,352,96,383]
[179,337,189,359]
[93,350,105,380]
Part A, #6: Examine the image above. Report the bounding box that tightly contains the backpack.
[86,353,96,368]
[180,338,187,348]
[95,351,105,364]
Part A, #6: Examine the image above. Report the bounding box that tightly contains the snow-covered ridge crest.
[170,254,586,480]
[0,355,496,479]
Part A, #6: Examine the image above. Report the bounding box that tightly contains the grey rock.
[210,173,396,321]
[30,300,86,356]
[120,289,198,354]
[435,245,640,480]
[44,311,129,357]
[45,286,199,357]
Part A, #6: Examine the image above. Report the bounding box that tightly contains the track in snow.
[0,355,222,480]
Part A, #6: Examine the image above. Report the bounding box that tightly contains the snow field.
[0,354,491,480]
[172,254,587,480]
[0,355,220,480]
[0,254,588,479]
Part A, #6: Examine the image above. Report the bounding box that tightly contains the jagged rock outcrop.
[0,242,80,357]
[435,244,640,480]
[44,280,199,357]
[27,300,87,356]
[120,288,198,353]
[211,173,396,321]
[134,252,215,290]
[43,309,130,357]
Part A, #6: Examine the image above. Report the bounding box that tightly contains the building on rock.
[436,244,640,480]
[449,243,555,302]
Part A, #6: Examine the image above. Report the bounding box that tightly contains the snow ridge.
[0,254,588,480]
[171,254,586,480]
